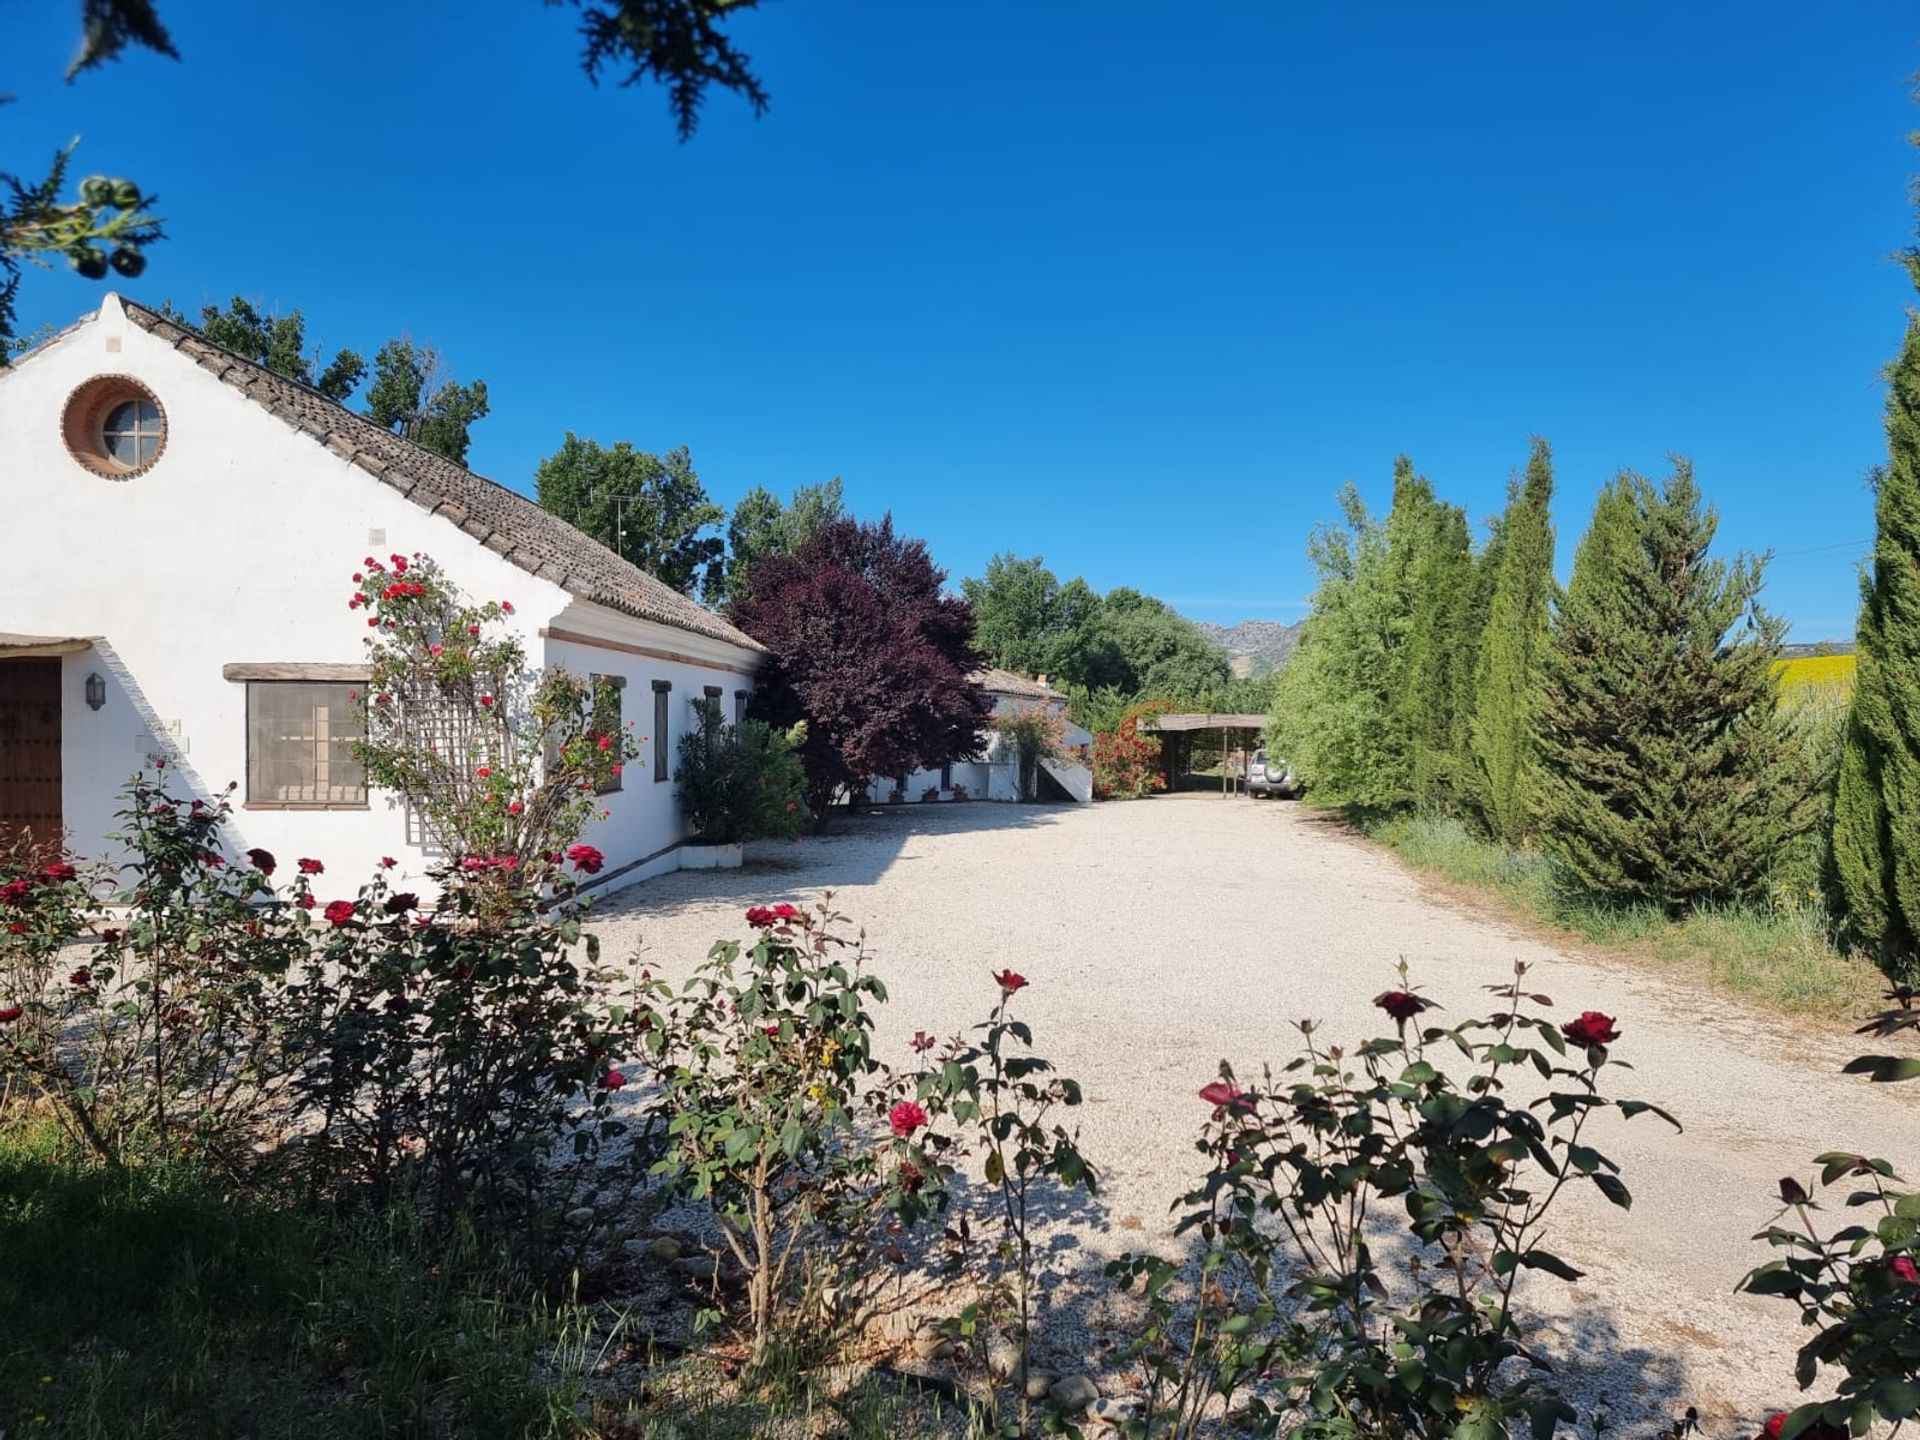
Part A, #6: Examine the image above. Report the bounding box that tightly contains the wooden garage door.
[0,659,62,852]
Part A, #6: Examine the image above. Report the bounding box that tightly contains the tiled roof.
[121,299,762,653]
[972,666,1064,700]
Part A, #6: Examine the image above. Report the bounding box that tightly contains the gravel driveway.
[588,794,1918,1429]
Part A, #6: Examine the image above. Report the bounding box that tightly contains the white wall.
[541,599,760,888]
[862,691,1094,804]
[0,298,758,895]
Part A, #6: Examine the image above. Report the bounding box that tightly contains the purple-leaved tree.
[732,517,990,827]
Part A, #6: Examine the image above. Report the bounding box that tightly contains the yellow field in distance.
[1774,652,1858,699]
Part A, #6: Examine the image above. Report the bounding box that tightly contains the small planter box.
[680,841,744,871]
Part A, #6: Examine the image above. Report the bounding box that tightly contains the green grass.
[0,1120,597,1439]
[1366,812,1887,1019]
[0,1119,996,1440]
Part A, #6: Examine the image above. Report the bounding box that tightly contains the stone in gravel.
[565,1206,595,1226]
[909,1323,953,1361]
[670,1254,717,1283]
[1024,1370,1056,1401]
[985,1332,1023,1380]
[645,1234,684,1263]
[1048,1374,1099,1412]
[1089,1397,1137,1430]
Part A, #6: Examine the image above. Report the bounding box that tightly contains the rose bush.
[348,553,635,920]
[1110,963,1677,1439]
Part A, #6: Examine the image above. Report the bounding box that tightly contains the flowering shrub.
[0,772,300,1168]
[911,968,1094,1428]
[989,701,1071,802]
[640,900,927,1370]
[349,553,635,908]
[281,850,643,1228]
[1741,981,1920,1436]
[1093,699,1171,800]
[1109,963,1678,1438]
[673,695,810,844]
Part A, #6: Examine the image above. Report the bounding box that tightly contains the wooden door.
[0,659,62,854]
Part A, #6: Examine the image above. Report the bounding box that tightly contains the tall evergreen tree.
[1449,502,1508,826]
[1531,464,1810,910]
[1403,501,1475,806]
[1468,438,1556,842]
[1832,238,1920,962]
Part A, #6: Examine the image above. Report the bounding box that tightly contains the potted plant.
[674,698,809,868]
[921,785,941,803]
[950,782,970,802]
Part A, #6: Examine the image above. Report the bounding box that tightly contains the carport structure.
[1138,712,1268,795]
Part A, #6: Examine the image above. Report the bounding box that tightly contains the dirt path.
[588,794,1918,1429]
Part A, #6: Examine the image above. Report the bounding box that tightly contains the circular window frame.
[62,375,168,480]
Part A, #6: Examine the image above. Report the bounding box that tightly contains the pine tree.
[1832,246,1920,961]
[1468,438,1556,842]
[1532,464,1811,909]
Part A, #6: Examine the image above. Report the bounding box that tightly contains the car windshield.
[1251,751,1267,767]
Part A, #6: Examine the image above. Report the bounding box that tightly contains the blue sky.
[11,1,1919,639]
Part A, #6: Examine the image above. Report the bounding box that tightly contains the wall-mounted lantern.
[85,672,106,711]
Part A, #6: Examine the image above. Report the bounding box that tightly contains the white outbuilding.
[0,295,763,893]
[868,667,1094,805]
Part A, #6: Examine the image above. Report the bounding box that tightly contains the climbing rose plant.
[348,553,637,896]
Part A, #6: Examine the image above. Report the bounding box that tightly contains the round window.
[62,376,168,478]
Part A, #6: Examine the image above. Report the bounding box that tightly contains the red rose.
[40,861,76,881]
[507,801,523,816]
[383,892,419,915]
[475,766,491,779]
[297,857,324,875]
[745,906,774,927]
[7,922,25,935]
[468,625,480,637]
[889,1101,929,1137]
[0,879,29,904]
[368,617,379,627]
[1892,1254,1919,1285]
[1760,1415,1846,1440]
[69,967,92,988]
[596,733,612,751]
[1562,1011,1621,1047]
[910,1030,937,1053]
[992,969,1028,994]
[566,844,604,875]
[1373,989,1432,1022]
[323,900,355,926]
[500,600,513,614]
[295,893,316,910]
[480,695,494,709]
[1199,1080,1252,1112]
[380,856,397,869]
[246,848,276,875]
[602,1068,627,1091]
[772,902,800,921]
[0,1005,21,1023]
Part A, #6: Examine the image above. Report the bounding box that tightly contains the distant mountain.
[1194,619,1304,678]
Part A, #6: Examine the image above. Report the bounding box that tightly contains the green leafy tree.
[534,435,722,594]
[160,297,365,401]
[1531,464,1813,910]
[707,478,845,607]
[364,338,490,467]
[1094,587,1233,698]
[1272,461,1441,809]
[963,554,1070,678]
[1833,198,1920,965]
[1468,438,1556,842]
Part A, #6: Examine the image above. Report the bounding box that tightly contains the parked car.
[1248,749,1299,799]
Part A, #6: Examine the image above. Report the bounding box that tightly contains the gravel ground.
[587,794,1918,1430]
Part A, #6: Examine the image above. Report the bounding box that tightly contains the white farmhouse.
[868,667,1094,804]
[0,295,762,893]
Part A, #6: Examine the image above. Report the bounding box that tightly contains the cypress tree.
[1468,438,1556,842]
[1832,242,1920,961]
[1451,503,1508,829]
[1531,464,1811,910]
[1404,502,1475,806]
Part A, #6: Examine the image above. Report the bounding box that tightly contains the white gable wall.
[0,299,754,893]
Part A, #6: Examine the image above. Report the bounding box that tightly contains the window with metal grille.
[246,682,367,807]
[734,689,749,724]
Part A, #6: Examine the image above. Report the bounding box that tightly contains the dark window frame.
[592,673,626,795]
[652,680,671,783]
